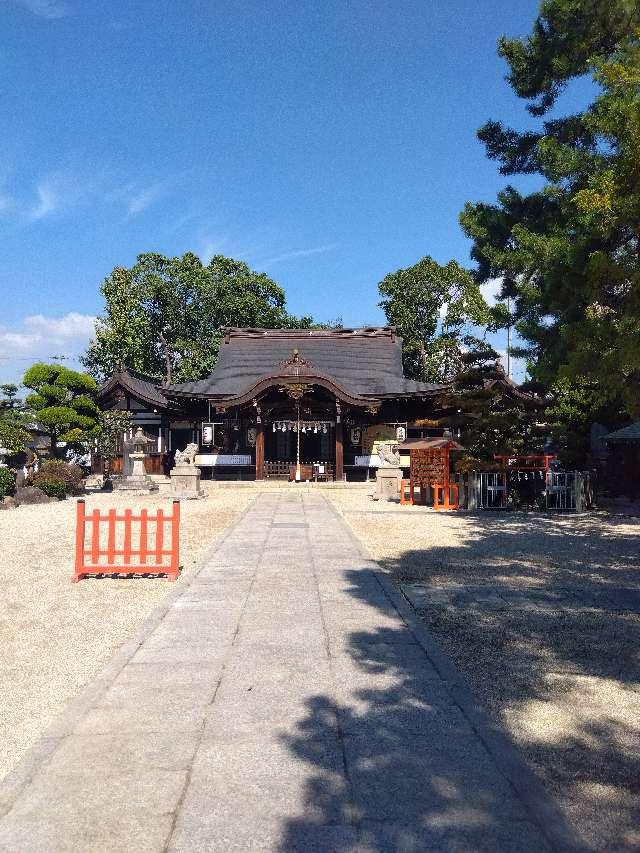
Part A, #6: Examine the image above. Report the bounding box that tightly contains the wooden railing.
[263,461,291,480]
[73,499,180,582]
[262,462,335,481]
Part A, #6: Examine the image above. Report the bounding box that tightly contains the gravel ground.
[325,489,640,852]
[0,483,253,781]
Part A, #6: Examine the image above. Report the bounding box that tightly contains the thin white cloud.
[261,244,337,266]
[0,312,95,382]
[30,179,58,220]
[126,183,165,216]
[26,169,96,221]
[1,0,69,18]
[194,231,259,265]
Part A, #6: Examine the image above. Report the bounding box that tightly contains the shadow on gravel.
[277,561,579,853]
[374,513,640,851]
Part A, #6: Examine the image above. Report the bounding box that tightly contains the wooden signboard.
[410,448,446,485]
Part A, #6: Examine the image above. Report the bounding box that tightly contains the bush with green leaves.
[0,467,16,499]
[22,363,99,458]
[0,420,30,455]
[30,474,66,500]
[35,460,84,495]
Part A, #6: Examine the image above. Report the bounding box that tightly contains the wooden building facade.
[96,327,446,481]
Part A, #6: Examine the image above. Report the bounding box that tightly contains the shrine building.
[96,327,447,481]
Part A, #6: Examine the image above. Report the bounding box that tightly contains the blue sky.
[1,0,594,383]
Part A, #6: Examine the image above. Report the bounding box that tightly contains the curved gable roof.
[168,328,445,400]
[97,367,170,410]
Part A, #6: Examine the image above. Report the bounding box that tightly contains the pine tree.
[460,1,640,417]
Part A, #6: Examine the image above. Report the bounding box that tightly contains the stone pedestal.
[373,467,404,501]
[171,464,204,499]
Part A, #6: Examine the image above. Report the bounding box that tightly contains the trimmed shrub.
[30,475,67,500]
[0,467,16,498]
[34,460,84,495]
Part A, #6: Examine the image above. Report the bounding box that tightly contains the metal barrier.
[459,470,594,511]
[478,472,508,509]
[73,499,180,582]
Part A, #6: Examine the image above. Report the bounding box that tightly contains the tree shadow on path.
[277,554,583,853]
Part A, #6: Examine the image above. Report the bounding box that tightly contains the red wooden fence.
[73,499,180,582]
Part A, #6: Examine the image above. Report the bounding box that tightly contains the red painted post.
[155,509,164,567]
[73,499,86,582]
[255,423,264,480]
[169,500,180,581]
[433,482,441,509]
[139,509,148,565]
[91,509,100,565]
[107,509,116,567]
[123,509,132,566]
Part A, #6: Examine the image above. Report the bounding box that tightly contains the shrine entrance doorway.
[263,413,336,481]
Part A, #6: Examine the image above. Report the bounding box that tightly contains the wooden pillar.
[335,422,344,482]
[255,422,264,480]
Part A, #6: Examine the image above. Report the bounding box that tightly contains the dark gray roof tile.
[167,328,444,399]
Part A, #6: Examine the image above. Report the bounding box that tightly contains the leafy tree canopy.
[449,337,547,467]
[95,410,132,460]
[460,0,640,417]
[83,252,314,384]
[23,363,100,457]
[378,256,491,383]
[0,420,30,455]
[0,383,30,455]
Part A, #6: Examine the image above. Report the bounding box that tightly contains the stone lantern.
[115,428,159,493]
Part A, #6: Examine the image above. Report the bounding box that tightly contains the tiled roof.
[605,421,640,443]
[97,367,169,409]
[168,327,444,399]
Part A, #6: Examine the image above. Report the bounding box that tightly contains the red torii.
[494,454,557,473]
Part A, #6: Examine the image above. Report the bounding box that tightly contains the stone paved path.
[0,493,572,852]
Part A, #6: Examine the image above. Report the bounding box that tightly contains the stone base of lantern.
[171,464,204,499]
[114,474,159,493]
[373,467,404,501]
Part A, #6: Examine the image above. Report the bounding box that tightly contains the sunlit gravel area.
[0,483,253,781]
[325,488,640,852]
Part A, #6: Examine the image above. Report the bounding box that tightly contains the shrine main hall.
[96,327,447,481]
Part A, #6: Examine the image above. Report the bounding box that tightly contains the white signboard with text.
[195,454,252,467]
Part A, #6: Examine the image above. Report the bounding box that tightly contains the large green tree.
[83,252,313,383]
[449,337,547,468]
[23,363,100,458]
[378,256,490,382]
[460,0,640,417]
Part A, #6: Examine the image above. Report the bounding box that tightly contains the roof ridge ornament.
[279,348,314,377]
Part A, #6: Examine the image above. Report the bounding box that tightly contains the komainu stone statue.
[174,443,199,466]
[377,443,401,467]
[373,442,403,501]
[171,443,204,499]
